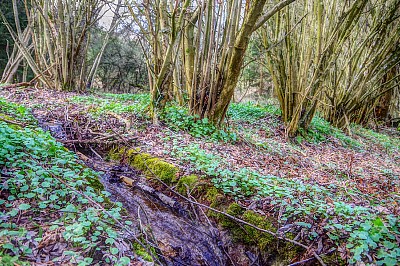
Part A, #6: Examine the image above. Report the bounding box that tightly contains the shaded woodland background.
[1,0,399,135]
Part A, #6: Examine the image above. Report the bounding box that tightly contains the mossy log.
[109,147,178,185]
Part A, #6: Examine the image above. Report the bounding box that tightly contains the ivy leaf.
[19,203,31,210]
[373,218,384,227]
[383,241,396,249]
[378,257,397,266]
[41,182,51,188]
[119,257,130,265]
[295,222,312,229]
[8,209,18,217]
[105,238,115,245]
[110,247,119,255]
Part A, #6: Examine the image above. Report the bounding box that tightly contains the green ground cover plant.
[0,100,148,265]
[171,143,400,265]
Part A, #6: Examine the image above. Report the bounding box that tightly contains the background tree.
[89,26,148,92]
[183,0,296,124]
[261,0,369,136]
[0,0,29,84]
[126,0,296,124]
[126,0,192,123]
[0,0,107,91]
[322,0,400,128]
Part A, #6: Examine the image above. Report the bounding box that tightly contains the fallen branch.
[61,136,137,145]
[1,82,32,89]
[289,248,336,266]
[0,116,28,127]
[120,175,187,215]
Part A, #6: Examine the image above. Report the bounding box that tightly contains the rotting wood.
[120,175,186,215]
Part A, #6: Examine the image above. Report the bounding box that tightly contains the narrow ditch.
[38,119,262,266]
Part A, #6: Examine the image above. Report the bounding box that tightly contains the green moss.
[108,147,178,185]
[145,158,177,185]
[108,147,124,161]
[133,242,154,262]
[219,203,245,228]
[242,211,275,249]
[217,206,301,264]
[85,175,105,191]
[321,251,347,266]
[132,153,154,170]
[0,114,23,130]
[227,203,245,216]
[176,174,199,194]
[205,187,219,202]
[204,187,225,217]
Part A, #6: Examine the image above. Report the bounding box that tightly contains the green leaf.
[64,204,77,212]
[119,257,131,265]
[110,247,119,255]
[383,241,396,249]
[373,217,384,227]
[24,192,36,199]
[8,195,16,201]
[18,203,31,210]
[41,182,51,188]
[8,209,19,217]
[20,185,29,192]
[378,257,397,266]
[295,222,312,229]
[3,243,15,250]
[105,238,115,245]
[50,194,58,201]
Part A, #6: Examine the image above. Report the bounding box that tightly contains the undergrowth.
[162,105,238,142]
[69,94,150,118]
[227,101,280,121]
[298,116,362,148]
[0,100,147,265]
[352,124,400,153]
[171,143,400,265]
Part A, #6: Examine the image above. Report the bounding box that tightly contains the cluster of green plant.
[0,106,147,265]
[352,124,400,153]
[227,102,280,121]
[162,105,238,142]
[0,98,36,124]
[101,93,150,103]
[297,116,362,148]
[68,94,149,118]
[171,143,400,265]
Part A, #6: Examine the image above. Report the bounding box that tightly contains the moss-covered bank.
[109,147,178,185]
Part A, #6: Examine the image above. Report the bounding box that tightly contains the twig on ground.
[288,248,335,266]
[0,116,28,127]
[61,136,137,145]
[89,145,103,160]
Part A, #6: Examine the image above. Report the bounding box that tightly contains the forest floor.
[0,86,399,265]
